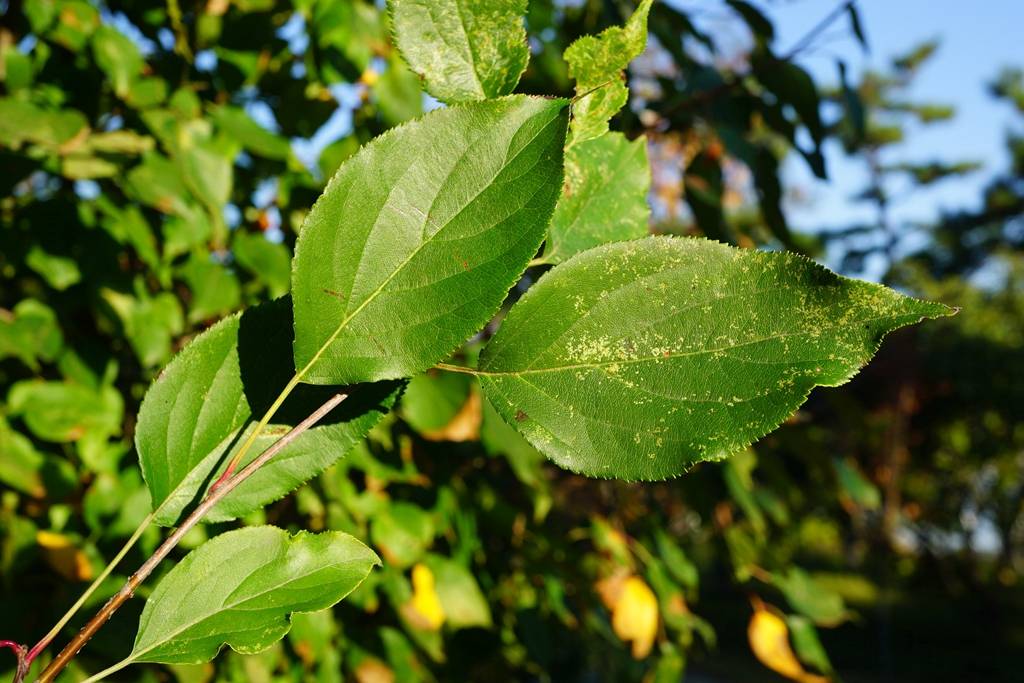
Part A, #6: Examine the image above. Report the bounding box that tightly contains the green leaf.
[126,526,379,664]
[423,555,492,629]
[92,24,143,98]
[0,299,63,370]
[211,106,292,161]
[291,95,567,385]
[476,237,952,480]
[135,298,399,526]
[7,380,122,444]
[0,417,46,498]
[178,255,242,324]
[370,502,434,568]
[773,567,849,627]
[390,0,528,103]
[232,232,292,298]
[543,131,650,264]
[564,0,652,144]
[25,245,82,290]
[0,98,87,150]
[375,55,424,127]
[786,614,834,675]
[101,286,184,368]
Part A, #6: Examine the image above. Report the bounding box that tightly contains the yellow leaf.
[36,531,92,581]
[607,575,659,659]
[421,389,482,442]
[402,563,445,631]
[748,605,829,683]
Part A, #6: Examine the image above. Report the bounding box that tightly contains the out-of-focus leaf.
[371,502,434,568]
[36,530,92,581]
[0,98,88,150]
[92,24,143,98]
[0,417,46,497]
[424,555,492,629]
[748,605,827,683]
[211,106,291,161]
[0,299,63,370]
[390,0,528,103]
[7,380,122,443]
[834,457,881,509]
[179,255,242,324]
[478,237,951,480]
[543,131,650,264]
[124,527,379,664]
[101,287,184,368]
[375,55,424,127]
[786,615,834,676]
[232,232,291,298]
[773,567,850,627]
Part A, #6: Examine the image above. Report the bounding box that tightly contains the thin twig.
[31,393,348,683]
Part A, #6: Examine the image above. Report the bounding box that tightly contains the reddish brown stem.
[31,393,348,683]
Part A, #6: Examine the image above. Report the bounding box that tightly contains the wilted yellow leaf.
[36,530,92,581]
[748,604,828,683]
[600,574,659,659]
[421,389,482,442]
[402,563,445,631]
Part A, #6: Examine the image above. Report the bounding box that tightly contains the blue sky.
[765,0,1024,234]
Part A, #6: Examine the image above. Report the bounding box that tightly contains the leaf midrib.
[479,311,916,378]
[298,103,563,380]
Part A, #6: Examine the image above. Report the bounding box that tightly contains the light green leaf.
[26,245,81,290]
[92,24,143,98]
[390,0,528,103]
[135,298,400,526]
[0,98,87,150]
[0,416,46,497]
[476,237,952,480]
[211,106,292,161]
[375,55,424,127]
[564,0,652,144]
[0,299,63,370]
[7,380,122,444]
[773,567,849,627]
[101,286,184,368]
[292,95,567,385]
[543,131,650,264]
[126,526,379,664]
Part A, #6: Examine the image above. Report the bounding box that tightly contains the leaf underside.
[129,526,379,664]
[479,237,952,480]
[136,297,399,527]
[291,95,568,386]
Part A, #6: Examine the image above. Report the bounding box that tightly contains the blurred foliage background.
[1,0,1022,681]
